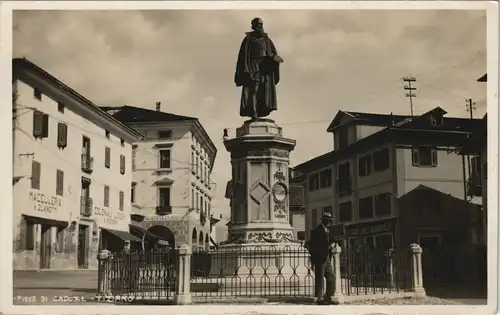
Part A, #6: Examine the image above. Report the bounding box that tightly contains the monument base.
[208,242,311,279]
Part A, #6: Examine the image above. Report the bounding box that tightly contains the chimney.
[156,102,161,112]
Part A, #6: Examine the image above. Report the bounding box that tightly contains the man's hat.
[321,212,333,221]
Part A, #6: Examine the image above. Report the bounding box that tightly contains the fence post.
[97,249,111,297]
[387,248,395,288]
[409,244,426,298]
[175,244,192,305]
[331,243,344,304]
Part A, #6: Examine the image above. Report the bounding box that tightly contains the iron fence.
[190,245,315,300]
[99,248,177,299]
[340,247,412,295]
[99,245,416,302]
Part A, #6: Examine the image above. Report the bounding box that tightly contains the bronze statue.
[234,18,284,120]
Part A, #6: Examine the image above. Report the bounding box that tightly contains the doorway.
[418,233,444,287]
[77,225,89,269]
[40,225,51,269]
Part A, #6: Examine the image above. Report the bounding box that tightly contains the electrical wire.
[221,50,485,130]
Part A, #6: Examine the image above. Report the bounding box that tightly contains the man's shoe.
[316,299,326,305]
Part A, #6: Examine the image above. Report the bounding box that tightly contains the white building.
[12,58,143,270]
[102,104,217,251]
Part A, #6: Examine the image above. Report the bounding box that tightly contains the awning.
[23,215,68,228]
[102,228,141,242]
[129,224,167,241]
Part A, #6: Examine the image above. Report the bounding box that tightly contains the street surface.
[12,270,487,305]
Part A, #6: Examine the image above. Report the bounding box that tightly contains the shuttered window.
[57,123,68,148]
[119,191,124,211]
[31,161,41,189]
[104,186,110,207]
[56,169,64,196]
[33,111,49,138]
[105,147,111,168]
[120,155,125,174]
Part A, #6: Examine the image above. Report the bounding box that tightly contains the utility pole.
[464,98,476,201]
[465,98,476,119]
[402,77,417,116]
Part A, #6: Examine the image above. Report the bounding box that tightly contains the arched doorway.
[147,225,175,250]
[198,231,204,248]
[192,228,197,249]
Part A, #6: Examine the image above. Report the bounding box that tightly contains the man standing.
[307,212,338,305]
[234,18,284,120]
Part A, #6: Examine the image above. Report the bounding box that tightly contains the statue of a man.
[234,18,284,120]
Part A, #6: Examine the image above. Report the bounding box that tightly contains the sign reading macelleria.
[28,190,62,214]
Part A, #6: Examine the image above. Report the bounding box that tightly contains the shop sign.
[347,221,393,237]
[94,206,125,225]
[29,190,62,214]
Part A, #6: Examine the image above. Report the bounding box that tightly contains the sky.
[13,9,487,217]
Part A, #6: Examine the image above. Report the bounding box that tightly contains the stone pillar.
[97,249,111,297]
[175,244,192,305]
[409,243,426,298]
[330,243,344,304]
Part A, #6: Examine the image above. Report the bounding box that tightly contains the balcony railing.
[156,205,172,215]
[467,175,483,197]
[80,197,93,216]
[81,154,94,173]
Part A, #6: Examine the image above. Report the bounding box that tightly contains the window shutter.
[431,148,438,166]
[31,161,40,189]
[411,148,420,166]
[104,186,109,207]
[120,154,125,174]
[41,114,49,138]
[57,123,67,148]
[119,191,124,210]
[32,111,43,137]
[105,147,111,168]
[56,169,64,196]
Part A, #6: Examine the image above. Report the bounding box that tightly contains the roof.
[400,184,481,207]
[295,124,478,173]
[293,151,334,172]
[326,107,481,133]
[13,58,143,141]
[102,105,217,168]
[459,114,487,155]
[100,105,196,123]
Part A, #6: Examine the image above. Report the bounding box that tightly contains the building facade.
[296,108,483,253]
[102,105,217,251]
[12,58,142,270]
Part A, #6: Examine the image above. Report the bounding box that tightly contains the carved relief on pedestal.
[276,232,302,243]
[272,167,289,220]
[231,148,290,160]
[247,232,273,243]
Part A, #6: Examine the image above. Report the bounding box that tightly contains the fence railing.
[97,249,177,300]
[97,243,426,304]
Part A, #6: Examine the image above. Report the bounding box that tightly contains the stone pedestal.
[223,119,297,243]
[214,119,309,288]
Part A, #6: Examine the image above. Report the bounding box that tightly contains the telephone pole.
[465,98,476,119]
[402,77,417,116]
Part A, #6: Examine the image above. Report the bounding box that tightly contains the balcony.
[156,205,172,215]
[81,154,94,173]
[467,175,483,197]
[80,197,93,216]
